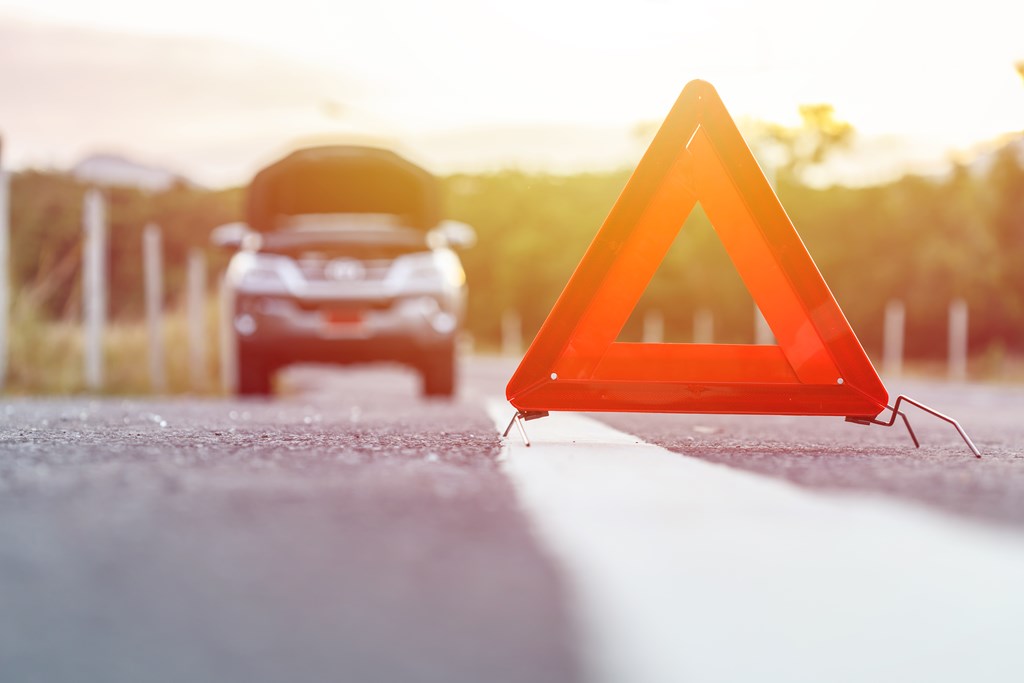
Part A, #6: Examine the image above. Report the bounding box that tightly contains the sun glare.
[1,0,1022,184]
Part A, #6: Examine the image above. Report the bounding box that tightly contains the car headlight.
[229,253,291,294]
[404,264,446,287]
[240,266,287,290]
[395,252,465,289]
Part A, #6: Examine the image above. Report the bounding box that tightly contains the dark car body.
[219,146,470,396]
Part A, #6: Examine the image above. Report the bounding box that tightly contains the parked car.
[213,145,473,397]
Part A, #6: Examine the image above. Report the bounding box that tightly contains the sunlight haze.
[2,0,1022,187]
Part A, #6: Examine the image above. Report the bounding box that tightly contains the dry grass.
[5,292,224,396]
[3,292,1021,395]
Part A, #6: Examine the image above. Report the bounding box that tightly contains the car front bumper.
[233,292,458,365]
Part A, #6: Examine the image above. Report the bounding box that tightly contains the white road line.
[488,404,1024,683]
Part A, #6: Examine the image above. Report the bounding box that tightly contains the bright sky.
[1,0,1022,186]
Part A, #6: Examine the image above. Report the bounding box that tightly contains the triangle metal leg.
[502,410,549,448]
[846,394,981,457]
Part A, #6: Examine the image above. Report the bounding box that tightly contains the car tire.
[420,342,456,398]
[237,345,274,396]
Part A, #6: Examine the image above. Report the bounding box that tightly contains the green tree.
[748,104,855,185]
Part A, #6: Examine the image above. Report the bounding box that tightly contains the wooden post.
[948,298,968,382]
[218,273,236,394]
[82,189,107,391]
[642,310,664,343]
[187,249,208,392]
[0,137,8,390]
[693,308,713,344]
[143,223,166,393]
[502,309,522,357]
[754,304,774,345]
[883,299,905,377]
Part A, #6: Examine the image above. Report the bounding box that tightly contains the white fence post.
[218,273,236,394]
[883,299,905,377]
[502,309,522,357]
[0,140,9,391]
[948,298,968,382]
[82,189,107,391]
[143,223,166,393]
[693,308,713,344]
[754,304,774,345]
[642,310,664,343]
[187,249,208,392]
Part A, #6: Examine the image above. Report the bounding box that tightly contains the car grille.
[296,258,392,283]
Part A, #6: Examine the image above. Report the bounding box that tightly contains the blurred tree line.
[8,131,1024,361]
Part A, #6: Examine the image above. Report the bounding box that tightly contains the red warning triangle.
[507,80,888,418]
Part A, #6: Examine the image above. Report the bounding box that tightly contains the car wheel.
[237,345,274,396]
[420,342,456,398]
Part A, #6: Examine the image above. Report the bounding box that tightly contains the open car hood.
[246,146,441,233]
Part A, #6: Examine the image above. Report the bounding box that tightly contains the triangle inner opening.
[616,202,766,344]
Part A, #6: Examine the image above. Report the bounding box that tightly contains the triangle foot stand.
[846,395,981,457]
[502,410,549,448]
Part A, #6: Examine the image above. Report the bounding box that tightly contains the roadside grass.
[5,292,224,396]
[3,291,1022,395]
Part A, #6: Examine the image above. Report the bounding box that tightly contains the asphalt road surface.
[1,356,1022,682]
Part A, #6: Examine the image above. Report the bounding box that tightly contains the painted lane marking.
[488,404,1024,683]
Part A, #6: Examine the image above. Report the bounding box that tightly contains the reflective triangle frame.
[506,80,889,418]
